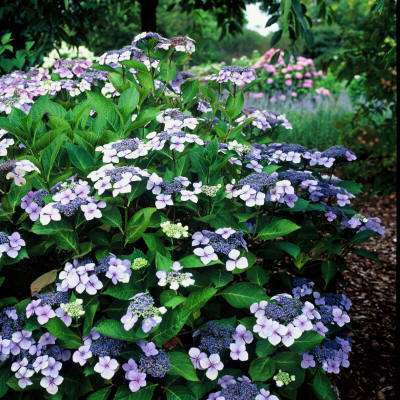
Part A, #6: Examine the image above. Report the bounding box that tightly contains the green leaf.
[276,242,301,259]
[258,219,300,240]
[156,252,173,270]
[159,59,177,81]
[101,206,123,229]
[83,299,99,337]
[65,143,95,173]
[291,331,324,353]
[160,290,186,308]
[31,220,73,235]
[225,91,244,119]
[273,352,300,372]
[246,265,270,286]
[321,260,337,286]
[180,254,221,268]
[168,351,199,381]
[209,269,234,288]
[0,367,11,397]
[44,318,81,349]
[249,357,276,381]
[118,87,140,116]
[95,319,147,342]
[87,387,112,400]
[166,385,195,400]
[125,207,157,244]
[102,279,141,300]
[221,282,267,308]
[256,340,275,357]
[312,370,337,400]
[114,384,157,400]
[40,135,65,181]
[153,288,217,345]
[55,230,79,252]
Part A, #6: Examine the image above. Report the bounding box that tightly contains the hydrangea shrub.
[252,48,332,102]
[0,33,384,400]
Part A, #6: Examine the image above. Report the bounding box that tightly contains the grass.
[246,91,355,150]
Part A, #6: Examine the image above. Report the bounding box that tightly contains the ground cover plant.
[0,33,385,400]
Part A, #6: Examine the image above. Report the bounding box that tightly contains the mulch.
[337,193,397,400]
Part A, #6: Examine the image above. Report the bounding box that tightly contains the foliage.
[0,33,39,74]
[0,33,386,399]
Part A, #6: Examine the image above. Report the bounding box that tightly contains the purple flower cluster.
[171,71,193,93]
[21,178,106,224]
[0,231,25,259]
[210,66,257,86]
[236,109,292,131]
[207,375,278,400]
[291,279,352,334]
[120,292,166,333]
[189,322,253,381]
[0,63,107,114]
[53,59,92,79]
[56,256,131,295]
[72,333,168,393]
[301,337,351,374]
[192,228,248,269]
[342,215,385,236]
[251,295,320,347]
[246,143,356,169]
[26,291,70,326]
[1,308,69,394]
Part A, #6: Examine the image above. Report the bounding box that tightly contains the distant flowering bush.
[252,48,331,103]
[0,32,384,399]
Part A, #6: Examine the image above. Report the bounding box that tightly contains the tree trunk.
[139,0,159,32]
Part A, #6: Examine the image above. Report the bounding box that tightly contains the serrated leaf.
[86,387,112,400]
[291,331,324,352]
[118,87,140,116]
[101,206,122,229]
[114,384,157,400]
[256,340,275,357]
[44,318,81,349]
[312,370,337,400]
[249,357,276,381]
[221,282,267,308]
[168,351,199,381]
[153,288,217,345]
[257,219,300,240]
[125,208,157,244]
[95,319,147,342]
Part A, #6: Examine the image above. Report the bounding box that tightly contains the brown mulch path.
[337,194,397,400]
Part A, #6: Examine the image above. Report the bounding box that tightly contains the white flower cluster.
[96,138,150,163]
[0,159,39,186]
[156,261,195,290]
[156,108,199,132]
[146,130,204,153]
[0,129,14,156]
[160,221,189,238]
[236,109,293,131]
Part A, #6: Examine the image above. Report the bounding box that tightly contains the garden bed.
[338,194,396,400]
